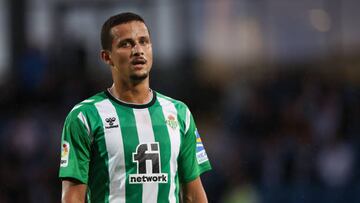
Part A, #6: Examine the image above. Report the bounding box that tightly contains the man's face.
[106,21,153,83]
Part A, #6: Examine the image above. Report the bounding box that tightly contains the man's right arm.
[60,109,92,203]
[61,179,87,203]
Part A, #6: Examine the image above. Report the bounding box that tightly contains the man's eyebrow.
[118,38,133,42]
[139,36,150,39]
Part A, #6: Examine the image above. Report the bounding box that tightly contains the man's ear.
[100,50,113,66]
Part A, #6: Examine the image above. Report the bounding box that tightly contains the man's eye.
[120,41,131,48]
[139,38,149,45]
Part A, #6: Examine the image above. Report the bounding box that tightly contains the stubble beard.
[129,72,149,83]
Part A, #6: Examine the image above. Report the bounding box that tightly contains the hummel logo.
[105,117,116,125]
[105,117,119,129]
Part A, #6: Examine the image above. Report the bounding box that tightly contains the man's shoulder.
[156,91,188,109]
[66,91,107,118]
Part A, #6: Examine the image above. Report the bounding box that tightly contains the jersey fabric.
[59,90,211,203]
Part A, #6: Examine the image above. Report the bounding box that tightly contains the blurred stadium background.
[1,0,360,202]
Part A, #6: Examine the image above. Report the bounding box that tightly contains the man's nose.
[132,44,144,56]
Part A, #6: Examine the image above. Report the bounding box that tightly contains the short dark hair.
[101,12,146,50]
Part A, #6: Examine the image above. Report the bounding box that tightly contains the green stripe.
[174,100,188,203]
[88,104,110,203]
[175,100,187,152]
[175,174,180,203]
[113,103,142,203]
[149,102,172,202]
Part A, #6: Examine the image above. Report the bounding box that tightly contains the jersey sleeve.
[178,108,211,183]
[59,109,92,184]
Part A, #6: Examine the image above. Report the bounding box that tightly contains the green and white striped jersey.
[59,90,211,203]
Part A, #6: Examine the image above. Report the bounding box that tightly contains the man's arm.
[61,179,87,203]
[181,177,208,203]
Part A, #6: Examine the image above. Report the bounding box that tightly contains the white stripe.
[70,99,94,113]
[82,99,94,103]
[71,104,82,112]
[95,100,126,203]
[185,108,191,134]
[133,108,158,203]
[77,112,90,136]
[158,97,181,203]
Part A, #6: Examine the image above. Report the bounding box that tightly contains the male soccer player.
[59,12,211,203]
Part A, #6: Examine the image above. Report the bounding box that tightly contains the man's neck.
[109,81,152,105]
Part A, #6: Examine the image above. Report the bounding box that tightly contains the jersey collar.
[105,89,157,109]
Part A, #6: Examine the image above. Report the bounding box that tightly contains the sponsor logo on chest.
[129,142,168,184]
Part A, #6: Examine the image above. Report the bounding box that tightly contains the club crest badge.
[166,115,178,130]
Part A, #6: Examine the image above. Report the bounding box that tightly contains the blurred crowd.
[201,66,360,203]
[0,43,359,203]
